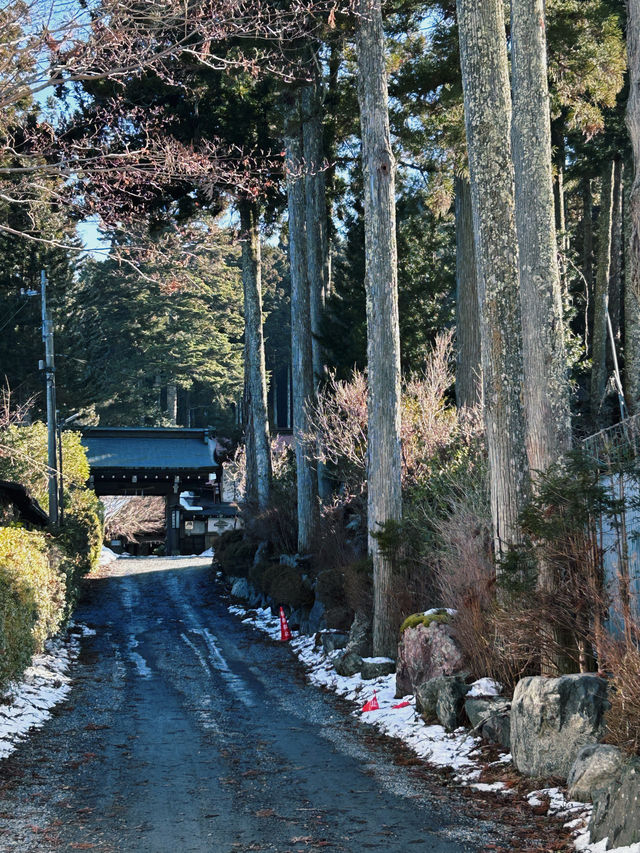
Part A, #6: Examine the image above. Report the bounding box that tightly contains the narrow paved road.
[0,556,505,852]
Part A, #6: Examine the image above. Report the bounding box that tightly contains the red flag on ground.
[392,701,411,709]
[279,606,292,641]
[361,692,379,712]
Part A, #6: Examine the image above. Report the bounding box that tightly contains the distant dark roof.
[81,427,220,473]
[0,480,49,527]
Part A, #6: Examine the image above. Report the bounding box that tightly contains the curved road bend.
[0,556,504,853]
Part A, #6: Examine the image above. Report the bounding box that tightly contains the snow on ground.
[0,625,91,760]
[228,600,639,853]
[98,545,120,566]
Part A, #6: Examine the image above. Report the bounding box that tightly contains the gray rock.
[346,612,373,658]
[567,744,627,803]
[511,674,609,779]
[395,620,464,698]
[415,678,443,721]
[307,599,326,634]
[253,541,270,566]
[436,677,470,731]
[321,631,349,654]
[231,578,250,599]
[465,697,511,750]
[415,675,469,731]
[361,658,396,680]
[279,553,298,568]
[334,651,364,677]
[590,756,640,847]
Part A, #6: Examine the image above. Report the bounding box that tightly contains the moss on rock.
[400,610,450,634]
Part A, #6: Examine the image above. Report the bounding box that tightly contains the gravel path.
[0,556,508,852]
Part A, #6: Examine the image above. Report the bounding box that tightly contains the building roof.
[0,480,50,527]
[81,427,220,473]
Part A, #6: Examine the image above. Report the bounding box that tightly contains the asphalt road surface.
[0,556,509,853]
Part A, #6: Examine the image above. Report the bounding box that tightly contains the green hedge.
[0,526,66,687]
[57,489,103,616]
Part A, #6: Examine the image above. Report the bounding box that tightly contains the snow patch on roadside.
[0,627,85,760]
[228,601,639,853]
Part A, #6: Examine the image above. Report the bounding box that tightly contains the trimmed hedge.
[0,526,66,687]
[57,489,103,616]
[214,530,258,577]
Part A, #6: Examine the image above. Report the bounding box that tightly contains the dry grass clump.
[599,625,640,755]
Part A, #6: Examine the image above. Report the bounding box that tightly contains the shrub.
[268,568,314,610]
[214,529,257,577]
[0,424,89,512]
[57,489,103,614]
[260,562,286,596]
[315,569,346,609]
[600,627,640,755]
[0,526,66,689]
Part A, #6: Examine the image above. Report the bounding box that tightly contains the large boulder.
[345,612,373,658]
[395,618,464,698]
[415,675,469,731]
[590,756,640,848]
[361,657,395,680]
[510,674,609,779]
[334,651,363,677]
[465,697,511,750]
[307,599,326,633]
[230,578,250,600]
[321,631,349,654]
[567,744,627,803]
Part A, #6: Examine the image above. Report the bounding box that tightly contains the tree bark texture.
[627,0,640,415]
[302,74,332,502]
[591,161,615,426]
[510,0,571,479]
[454,176,482,409]
[302,76,329,384]
[583,176,594,350]
[285,93,318,552]
[609,158,624,343]
[457,0,530,560]
[239,198,272,512]
[357,0,403,658]
[166,383,178,426]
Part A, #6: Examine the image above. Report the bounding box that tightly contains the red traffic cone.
[279,606,292,642]
[361,691,379,713]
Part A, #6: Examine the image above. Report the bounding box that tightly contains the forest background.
[3,0,640,753]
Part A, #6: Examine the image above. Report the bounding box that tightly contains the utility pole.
[41,270,58,525]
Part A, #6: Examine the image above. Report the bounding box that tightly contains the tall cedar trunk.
[239,198,272,511]
[357,0,403,658]
[511,0,571,478]
[166,383,178,426]
[628,1,640,414]
[591,161,615,427]
[583,176,594,350]
[609,158,624,343]
[285,93,318,552]
[454,176,482,409]
[551,121,568,252]
[302,73,332,501]
[243,369,257,507]
[457,0,530,560]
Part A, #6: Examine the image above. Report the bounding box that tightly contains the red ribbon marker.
[279,606,292,642]
[361,692,379,713]
[392,701,411,709]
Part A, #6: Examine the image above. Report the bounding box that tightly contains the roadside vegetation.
[0,416,102,691]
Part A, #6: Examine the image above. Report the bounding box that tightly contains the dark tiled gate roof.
[81,427,219,472]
